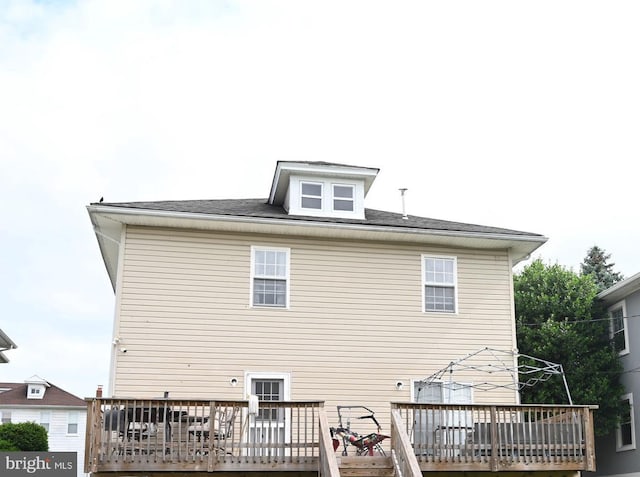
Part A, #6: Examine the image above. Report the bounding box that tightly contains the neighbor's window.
[610,303,629,355]
[617,394,635,451]
[301,182,322,210]
[40,411,51,432]
[332,184,354,212]
[67,412,78,434]
[252,247,290,307]
[423,256,457,313]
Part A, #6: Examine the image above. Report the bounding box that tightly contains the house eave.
[88,205,546,289]
[597,272,640,303]
[0,404,87,410]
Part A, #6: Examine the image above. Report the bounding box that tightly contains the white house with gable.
[0,375,88,477]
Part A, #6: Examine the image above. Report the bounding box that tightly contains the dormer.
[268,162,379,220]
[25,375,49,400]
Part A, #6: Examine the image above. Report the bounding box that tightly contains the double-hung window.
[423,256,457,313]
[617,394,635,451]
[610,302,629,355]
[67,412,78,435]
[40,411,51,432]
[301,182,322,210]
[332,184,354,212]
[251,247,290,308]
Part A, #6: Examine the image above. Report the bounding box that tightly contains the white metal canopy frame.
[417,347,573,405]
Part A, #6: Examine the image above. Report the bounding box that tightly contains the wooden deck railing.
[318,407,341,477]
[85,398,596,474]
[85,398,324,473]
[392,402,597,472]
[390,408,423,477]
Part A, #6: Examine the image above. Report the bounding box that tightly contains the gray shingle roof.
[92,198,542,238]
[0,382,86,407]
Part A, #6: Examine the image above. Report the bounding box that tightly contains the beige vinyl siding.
[113,226,519,423]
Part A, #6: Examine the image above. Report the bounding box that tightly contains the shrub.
[0,438,19,451]
[0,422,49,451]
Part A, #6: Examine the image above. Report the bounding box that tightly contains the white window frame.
[40,411,51,432]
[332,183,355,212]
[245,371,292,405]
[422,255,458,314]
[609,301,629,356]
[67,411,79,435]
[412,379,473,404]
[617,393,636,451]
[250,246,290,309]
[300,181,323,210]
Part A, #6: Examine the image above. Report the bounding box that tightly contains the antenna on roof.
[399,188,408,220]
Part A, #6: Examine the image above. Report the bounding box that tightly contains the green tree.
[580,245,624,293]
[514,259,624,436]
[0,422,49,451]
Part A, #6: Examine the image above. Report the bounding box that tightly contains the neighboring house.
[0,375,88,477]
[88,161,547,408]
[0,329,17,363]
[593,272,640,477]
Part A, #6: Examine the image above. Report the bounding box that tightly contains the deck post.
[584,406,596,471]
[490,406,499,472]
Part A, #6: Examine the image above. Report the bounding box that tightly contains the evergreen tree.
[514,259,624,436]
[580,245,624,292]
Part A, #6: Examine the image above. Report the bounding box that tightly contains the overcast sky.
[1,0,638,399]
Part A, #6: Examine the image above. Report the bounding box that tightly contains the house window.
[252,379,284,421]
[423,256,457,313]
[300,182,322,210]
[251,247,290,308]
[67,412,78,435]
[40,411,50,432]
[1,411,11,424]
[610,302,629,355]
[332,184,354,212]
[617,394,635,451]
[414,381,472,404]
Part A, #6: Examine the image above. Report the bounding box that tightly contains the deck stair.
[337,456,395,477]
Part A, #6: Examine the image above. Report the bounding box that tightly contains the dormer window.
[268,161,379,220]
[27,383,46,399]
[333,184,354,212]
[301,182,323,210]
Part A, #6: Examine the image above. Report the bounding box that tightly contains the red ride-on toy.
[330,405,390,456]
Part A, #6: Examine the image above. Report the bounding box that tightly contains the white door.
[246,373,290,457]
[413,381,472,456]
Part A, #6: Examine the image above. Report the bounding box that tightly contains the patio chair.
[188,406,239,454]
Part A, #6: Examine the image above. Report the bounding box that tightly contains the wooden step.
[337,455,395,477]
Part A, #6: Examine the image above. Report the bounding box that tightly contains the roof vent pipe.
[399,188,408,219]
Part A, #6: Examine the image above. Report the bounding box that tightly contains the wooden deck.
[392,402,597,472]
[85,399,596,475]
